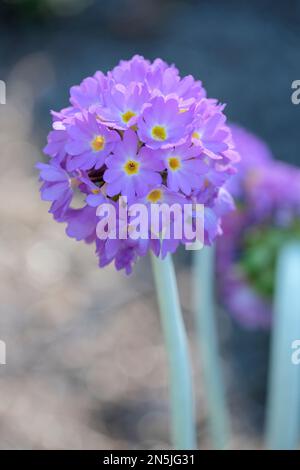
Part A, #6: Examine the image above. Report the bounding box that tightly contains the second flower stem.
[193,246,230,449]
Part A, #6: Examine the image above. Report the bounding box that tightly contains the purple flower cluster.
[217,125,300,329]
[37,55,239,273]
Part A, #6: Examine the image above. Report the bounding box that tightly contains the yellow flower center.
[168,156,181,171]
[147,189,163,203]
[91,135,105,152]
[203,178,210,189]
[192,131,200,139]
[124,160,140,175]
[151,125,167,141]
[122,110,136,123]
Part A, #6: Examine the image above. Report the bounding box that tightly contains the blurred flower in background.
[217,125,300,329]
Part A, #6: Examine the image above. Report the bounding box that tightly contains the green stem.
[151,253,197,449]
[193,246,230,449]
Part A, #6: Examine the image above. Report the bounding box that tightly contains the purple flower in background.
[225,124,273,199]
[37,56,239,273]
[217,125,300,329]
[66,112,120,171]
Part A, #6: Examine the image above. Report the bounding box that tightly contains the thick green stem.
[151,253,197,450]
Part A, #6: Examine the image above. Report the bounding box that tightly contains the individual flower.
[66,112,120,171]
[70,72,107,111]
[99,82,150,129]
[192,111,229,156]
[37,162,75,220]
[104,129,163,201]
[37,56,239,273]
[161,142,208,195]
[43,107,79,163]
[44,128,68,163]
[109,55,150,87]
[203,187,235,245]
[65,205,99,243]
[137,96,193,149]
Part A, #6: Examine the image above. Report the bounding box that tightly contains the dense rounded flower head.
[37,55,239,274]
[217,125,300,328]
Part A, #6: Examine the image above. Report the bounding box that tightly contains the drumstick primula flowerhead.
[37,55,240,274]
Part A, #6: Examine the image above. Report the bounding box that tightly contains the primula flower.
[66,112,120,171]
[161,143,208,195]
[44,128,68,163]
[104,129,163,201]
[99,83,150,129]
[137,96,193,149]
[192,112,229,157]
[217,125,300,329]
[37,55,239,273]
[37,162,74,220]
[70,72,107,111]
[109,55,150,87]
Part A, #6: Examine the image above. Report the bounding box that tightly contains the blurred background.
[0,0,299,449]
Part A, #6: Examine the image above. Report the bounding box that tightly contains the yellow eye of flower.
[203,178,210,189]
[122,110,136,123]
[147,189,162,203]
[192,131,200,139]
[124,160,140,175]
[91,135,105,152]
[151,125,167,141]
[168,156,181,171]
